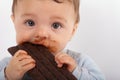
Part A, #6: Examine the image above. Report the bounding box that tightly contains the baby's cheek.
[49,44,66,54]
[16,35,31,44]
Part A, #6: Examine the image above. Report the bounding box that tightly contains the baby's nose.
[34,27,49,39]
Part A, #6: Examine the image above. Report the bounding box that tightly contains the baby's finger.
[57,63,63,67]
[22,60,36,73]
[55,53,68,67]
[20,58,36,66]
[55,53,67,62]
[17,55,32,61]
[14,50,28,57]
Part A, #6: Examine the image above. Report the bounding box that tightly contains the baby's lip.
[30,39,58,53]
[33,41,53,50]
[32,41,48,47]
[36,43,56,53]
[32,42,58,55]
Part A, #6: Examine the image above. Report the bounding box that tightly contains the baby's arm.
[72,54,105,80]
[55,52,105,80]
[0,57,11,80]
[5,50,35,80]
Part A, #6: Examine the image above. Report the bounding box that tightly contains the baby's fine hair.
[12,0,80,23]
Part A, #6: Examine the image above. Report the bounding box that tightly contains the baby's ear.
[72,23,78,36]
[69,23,78,41]
[11,14,15,23]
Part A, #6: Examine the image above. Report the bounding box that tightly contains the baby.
[0,0,105,80]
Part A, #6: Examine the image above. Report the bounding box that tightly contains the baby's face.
[12,0,78,54]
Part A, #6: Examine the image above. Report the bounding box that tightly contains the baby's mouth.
[31,39,57,54]
[33,40,49,48]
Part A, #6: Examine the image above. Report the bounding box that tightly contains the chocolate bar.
[8,42,77,80]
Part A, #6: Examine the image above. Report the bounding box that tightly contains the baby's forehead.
[53,0,72,3]
[16,0,72,3]
[13,0,73,12]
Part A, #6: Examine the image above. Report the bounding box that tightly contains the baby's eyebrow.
[21,13,36,18]
[50,16,67,23]
[21,13,67,23]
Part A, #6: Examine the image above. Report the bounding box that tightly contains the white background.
[0,0,120,80]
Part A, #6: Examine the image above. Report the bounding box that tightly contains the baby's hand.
[5,50,35,80]
[55,52,77,72]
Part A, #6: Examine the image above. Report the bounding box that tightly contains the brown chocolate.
[8,42,77,80]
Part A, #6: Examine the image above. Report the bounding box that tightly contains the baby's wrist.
[4,67,9,80]
[71,64,77,72]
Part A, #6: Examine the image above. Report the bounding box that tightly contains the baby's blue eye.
[25,20,35,27]
[52,22,62,29]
